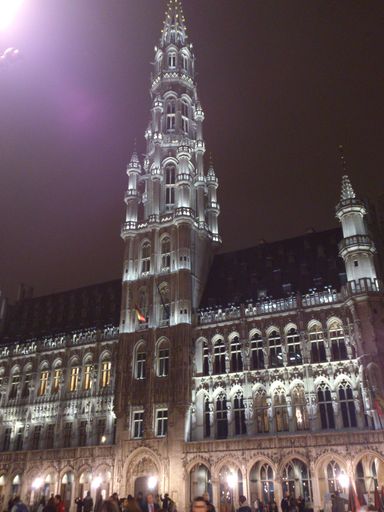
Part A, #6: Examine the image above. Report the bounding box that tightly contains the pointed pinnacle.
[341,175,356,201]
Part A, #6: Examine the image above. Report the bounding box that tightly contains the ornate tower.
[336,175,378,288]
[114,0,220,501]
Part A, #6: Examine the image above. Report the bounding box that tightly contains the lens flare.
[0,0,24,31]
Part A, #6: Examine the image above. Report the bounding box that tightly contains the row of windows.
[132,408,168,438]
[198,382,358,439]
[5,361,111,400]
[165,99,190,133]
[141,234,171,274]
[156,50,189,72]
[200,321,351,375]
[135,341,169,379]
[1,418,109,452]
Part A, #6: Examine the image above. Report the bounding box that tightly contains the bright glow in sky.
[0,0,24,31]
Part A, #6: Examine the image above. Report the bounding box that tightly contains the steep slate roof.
[1,279,121,343]
[200,227,345,308]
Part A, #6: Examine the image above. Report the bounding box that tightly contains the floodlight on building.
[100,435,106,444]
[91,476,102,489]
[32,477,43,490]
[148,476,158,490]
[227,472,237,489]
[338,472,349,489]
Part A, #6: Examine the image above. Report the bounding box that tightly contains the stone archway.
[124,449,162,498]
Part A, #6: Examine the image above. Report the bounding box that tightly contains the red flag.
[374,488,381,511]
[134,305,146,323]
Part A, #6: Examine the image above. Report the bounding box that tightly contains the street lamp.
[148,476,158,491]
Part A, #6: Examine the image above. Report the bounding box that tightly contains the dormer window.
[168,52,176,68]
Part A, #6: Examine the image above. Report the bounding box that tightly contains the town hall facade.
[0,2,384,511]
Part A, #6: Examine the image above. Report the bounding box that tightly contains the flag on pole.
[134,305,146,323]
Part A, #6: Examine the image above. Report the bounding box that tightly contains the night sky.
[0,0,383,301]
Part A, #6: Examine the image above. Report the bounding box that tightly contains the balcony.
[124,190,138,202]
[176,173,192,183]
[338,235,373,254]
[343,278,383,296]
[175,207,195,218]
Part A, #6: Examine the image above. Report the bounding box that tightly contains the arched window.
[157,340,170,377]
[250,332,264,370]
[268,330,283,368]
[52,363,62,394]
[286,327,302,365]
[215,392,228,439]
[254,391,269,433]
[260,464,275,503]
[318,385,335,429]
[83,360,93,390]
[189,464,211,504]
[338,381,357,427]
[282,460,312,500]
[181,99,189,133]
[203,341,209,376]
[165,165,176,207]
[168,51,176,68]
[21,367,32,398]
[138,287,148,324]
[141,242,151,274]
[309,323,326,363]
[274,390,289,432]
[181,53,188,71]
[355,461,366,496]
[327,461,343,493]
[69,363,79,392]
[166,101,176,131]
[158,282,170,324]
[230,336,243,372]
[38,367,49,396]
[213,339,226,375]
[100,359,111,388]
[329,320,347,361]
[9,369,20,399]
[135,344,146,380]
[233,392,246,435]
[160,236,171,271]
[292,386,309,430]
[204,397,211,438]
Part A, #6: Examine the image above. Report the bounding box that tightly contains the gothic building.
[1,1,384,512]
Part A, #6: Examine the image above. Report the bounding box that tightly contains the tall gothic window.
[329,320,348,361]
[52,366,62,393]
[260,464,275,503]
[309,323,327,363]
[135,343,146,379]
[168,52,176,68]
[166,101,176,131]
[160,236,171,270]
[181,99,189,133]
[38,370,49,396]
[230,336,243,372]
[100,360,111,388]
[181,53,188,71]
[141,242,151,274]
[318,385,335,429]
[282,460,312,500]
[292,386,309,430]
[286,327,302,365]
[233,392,246,435]
[215,393,228,439]
[69,366,79,392]
[268,330,283,368]
[339,382,357,427]
[327,461,343,493]
[157,340,170,377]
[9,372,20,399]
[203,342,209,376]
[165,165,176,207]
[213,339,226,375]
[274,390,289,432]
[250,332,264,370]
[21,371,31,398]
[204,397,211,438]
[83,363,92,390]
[254,391,269,433]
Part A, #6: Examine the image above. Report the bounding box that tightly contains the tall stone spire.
[160,0,187,47]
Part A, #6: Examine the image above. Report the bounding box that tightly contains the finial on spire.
[338,144,348,174]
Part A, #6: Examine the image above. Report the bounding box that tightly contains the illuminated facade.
[1,1,384,512]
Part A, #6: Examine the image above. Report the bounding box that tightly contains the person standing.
[281,494,290,512]
[83,492,94,512]
[54,496,64,512]
[238,496,252,512]
[143,494,159,512]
